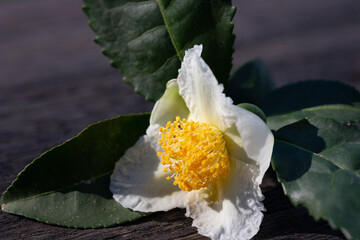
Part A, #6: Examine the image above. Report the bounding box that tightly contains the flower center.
[158,116,230,191]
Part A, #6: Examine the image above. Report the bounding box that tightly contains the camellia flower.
[110,45,274,240]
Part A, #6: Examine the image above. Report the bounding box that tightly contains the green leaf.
[256,80,360,130]
[83,0,236,102]
[1,113,150,228]
[272,118,360,239]
[259,80,360,116]
[226,59,273,104]
[268,104,360,130]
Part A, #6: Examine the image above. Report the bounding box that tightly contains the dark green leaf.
[226,59,273,104]
[256,80,360,130]
[83,0,236,102]
[259,80,360,116]
[268,104,360,130]
[1,114,150,228]
[272,118,360,239]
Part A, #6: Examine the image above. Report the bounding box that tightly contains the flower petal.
[223,106,274,182]
[110,125,187,212]
[231,106,274,181]
[150,80,189,126]
[177,45,234,130]
[185,162,264,240]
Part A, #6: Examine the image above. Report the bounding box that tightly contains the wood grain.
[1,0,359,239]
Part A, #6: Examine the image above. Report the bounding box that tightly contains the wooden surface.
[1,0,359,239]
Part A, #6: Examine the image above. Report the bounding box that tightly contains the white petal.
[110,124,187,212]
[185,162,264,240]
[177,45,234,130]
[150,80,189,126]
[232,107,274,181]
[224,106,274,182]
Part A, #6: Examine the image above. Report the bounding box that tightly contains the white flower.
[110,45,274,240]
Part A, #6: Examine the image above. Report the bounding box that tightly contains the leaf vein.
[165,0,176,11]
[110,0,154,11]
[156,0,183,61]
[127,25,166,47]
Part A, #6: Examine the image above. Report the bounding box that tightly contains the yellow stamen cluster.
[158,116,230,191]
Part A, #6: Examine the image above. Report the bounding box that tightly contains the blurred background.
[0,0,359,238]
[234,1,360,89]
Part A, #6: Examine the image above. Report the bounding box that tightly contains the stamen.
[158,116,230,191]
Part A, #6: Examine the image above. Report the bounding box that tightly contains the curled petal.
[232,106,274,181]
[110,125,187,212]
[177,45,234,130]
[223,106,274,182]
